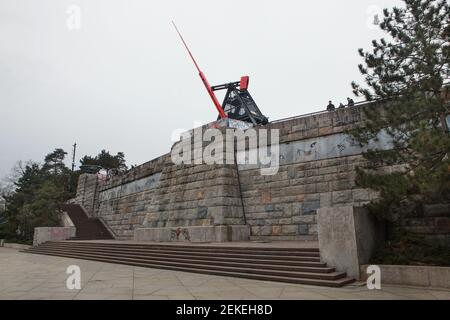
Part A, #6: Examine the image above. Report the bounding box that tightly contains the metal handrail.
[269,100,378,124]
[270,87,450,125]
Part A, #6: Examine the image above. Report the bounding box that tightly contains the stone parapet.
[33,227,76,246]
[317,206,385,279]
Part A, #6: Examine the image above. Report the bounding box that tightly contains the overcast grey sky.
[0,0,401,178]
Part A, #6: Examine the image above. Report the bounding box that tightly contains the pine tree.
[1,152,72,242]
[43,148,67,175]
[350,0,450,219]
[80,150,127,171]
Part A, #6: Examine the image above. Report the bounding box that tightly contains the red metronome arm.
[172,21,227,119]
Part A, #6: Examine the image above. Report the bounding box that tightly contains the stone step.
[38,242,321,262]
[35,243,325,267]
[70,237,113,241]
[50,241,320,255]
[250,235,318,242]
[62,204,114,240]
[25,246,334,274]
[23,247,353,287]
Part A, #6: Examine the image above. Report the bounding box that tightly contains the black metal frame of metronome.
[211,81,269,126]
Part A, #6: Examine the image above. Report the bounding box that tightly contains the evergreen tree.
[42,148,67,175]
[350,0,450,219]
[80,150,127,171]
[0,147,126,243]
[43,149,77,195]
[0,150,73,242]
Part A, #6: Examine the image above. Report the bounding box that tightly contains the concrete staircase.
[62,204,114,241]
[23,241,354,287]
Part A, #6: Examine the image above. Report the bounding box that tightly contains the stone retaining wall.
[239,155,382,240]
[72,106,379,241]
[74,174,98,216]
[94,155,168,239]
[237,104,387,240]
[73,103,447,242]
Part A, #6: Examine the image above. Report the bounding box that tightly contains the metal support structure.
[212,80,269,125]
[172,22,269,125]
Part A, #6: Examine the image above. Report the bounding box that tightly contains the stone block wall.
[74,174,98,216]
[72,102,447,242]
[142,123,246,231]
[143,162,245,229]
[239,155,380,240]
[94,155,168,239]
[237,104,385,240]
[73,106,380,241]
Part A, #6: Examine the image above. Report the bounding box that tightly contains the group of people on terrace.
[326,97,355,111]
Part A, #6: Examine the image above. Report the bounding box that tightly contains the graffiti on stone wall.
[238,131,392,170]
[296,142,317,157]
[170,228,191,241]
[98,172,162,202]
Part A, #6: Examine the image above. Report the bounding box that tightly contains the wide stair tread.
[34,242,321,261]
[32,243,325,266]
[54,241,320,252]
[24,246,335,274]
[23,248,353,287]
[23,241,355,287]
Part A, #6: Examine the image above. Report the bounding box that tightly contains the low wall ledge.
[360,264,450,289]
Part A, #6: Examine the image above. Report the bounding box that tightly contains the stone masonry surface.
[72,103,448,242]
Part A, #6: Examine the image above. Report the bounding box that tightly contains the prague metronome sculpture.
[172,22,269,126]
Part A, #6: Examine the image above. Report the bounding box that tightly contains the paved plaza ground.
[1,247,449,300]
